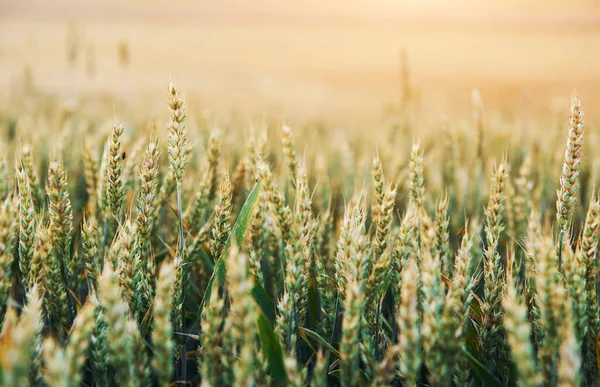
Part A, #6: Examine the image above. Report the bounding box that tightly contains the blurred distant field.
[1,0,600,124]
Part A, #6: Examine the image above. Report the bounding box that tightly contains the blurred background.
[1,0,600,126]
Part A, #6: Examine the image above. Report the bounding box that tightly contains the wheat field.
[2,1,600,387]
[0,79,598,386]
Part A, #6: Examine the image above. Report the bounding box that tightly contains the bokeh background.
[1,0,600,126]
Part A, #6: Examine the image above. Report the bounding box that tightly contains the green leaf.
[227,181,262,257]
[258,313,287,385]
[251,280,276,325]
[197,243,214,273]
[199,182,261,312]
[299,327,340,358]
[596,342,600,376]
[461,346,503,387]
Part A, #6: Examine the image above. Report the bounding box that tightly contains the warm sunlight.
[2,0,599,123]
[1,1,600,386]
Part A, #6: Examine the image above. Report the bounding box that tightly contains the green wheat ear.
[16,164,35,290]
[556,92,584,232]
[166,82,189,184]
[106,121,125,223]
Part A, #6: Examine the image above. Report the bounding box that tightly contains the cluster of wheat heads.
[0,86,598,387]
